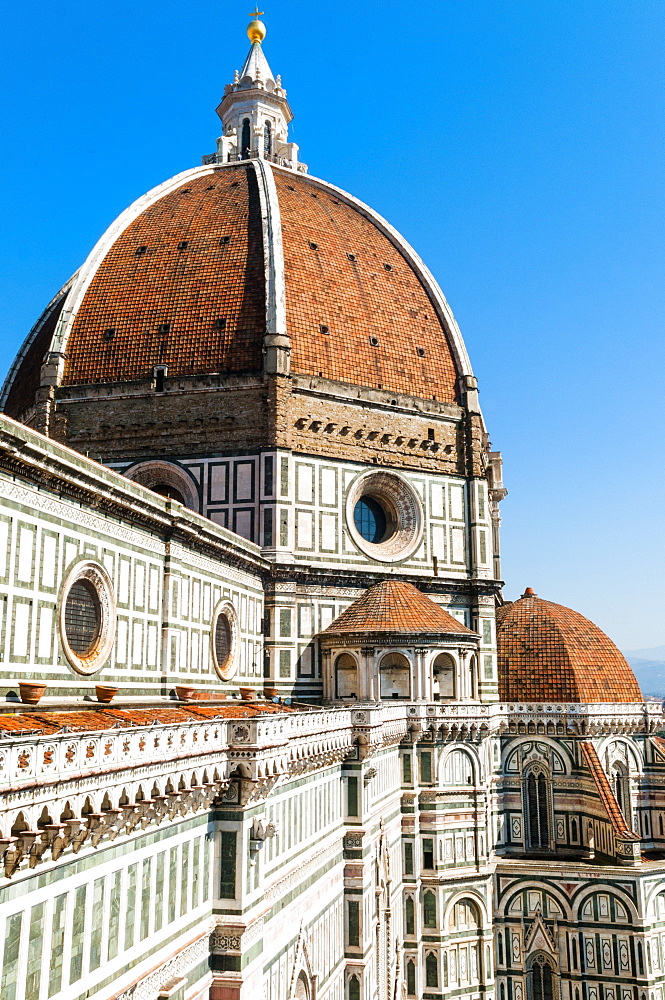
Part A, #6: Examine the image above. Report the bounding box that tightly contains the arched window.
[379,652,410,699]
[264,120,272,155]
[497,931,504,965]
[447,900,482,984]
[527,954,555,1000]
[433,652,456,699]
[295,972,310,1000]
[405,896,415,935]
[335,653,358,699]
[525,769,550,849]
[423,891,436,928]
[241,118,251,158]
[124,460,199,511]
[406,961,416,996]
[443,749,474,786]
[612,763,629,820]
[348,975,360,1000]
[469,654,478,699]
[570,817,578,841]
[425,953,438,988]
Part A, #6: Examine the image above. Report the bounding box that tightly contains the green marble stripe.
[0,813,211,905]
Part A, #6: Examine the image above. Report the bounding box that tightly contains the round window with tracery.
[346,471,423,562]
[60,562,116,674]
[211,601,239,680]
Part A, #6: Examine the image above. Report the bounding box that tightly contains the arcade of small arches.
[323,645,479,703]
[0,765,229,877]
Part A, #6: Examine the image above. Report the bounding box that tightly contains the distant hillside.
[623,647,665,698]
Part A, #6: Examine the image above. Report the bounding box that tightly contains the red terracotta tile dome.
[321,580,476,637]
[2,162,469,419]
[496,589,642,703]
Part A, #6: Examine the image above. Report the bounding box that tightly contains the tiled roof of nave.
[0,702,291,737]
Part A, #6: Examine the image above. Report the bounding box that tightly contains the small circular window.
[346,472,423,562]
[211,601,239,680]
[60,562,115,674]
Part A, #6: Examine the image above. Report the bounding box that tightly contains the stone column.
[415,648,429,701]
[458,648,469,700]
[321,648,333,701]
[360,647,376,702]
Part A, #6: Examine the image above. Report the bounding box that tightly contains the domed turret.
[497,589,642,703]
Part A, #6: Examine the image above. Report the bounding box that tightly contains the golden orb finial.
[247,7,266,43]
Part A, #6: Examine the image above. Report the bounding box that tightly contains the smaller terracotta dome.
[321,580,476,637]
[497,590,642,704]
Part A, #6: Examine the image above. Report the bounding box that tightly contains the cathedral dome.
[2,160,470,420]
[496,589,642,703]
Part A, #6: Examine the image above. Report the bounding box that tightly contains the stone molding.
[113,924,214,1000]
[0,477,164,555]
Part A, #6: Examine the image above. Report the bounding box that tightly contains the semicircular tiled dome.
[496,589,642,703]
[321,580,476,637]
[2,160,468,419]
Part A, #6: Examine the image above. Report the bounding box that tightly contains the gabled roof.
[320,580,476,638]
[580,741,640,840]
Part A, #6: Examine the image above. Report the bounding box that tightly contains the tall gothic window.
[423,891,437,928]
[241,118,251,159]
[612,763,629,820]
[525,769,550,849]
[406,961,416,996]
[405,896,415,936]
[528,954,555,1000]
[264,120,272,155]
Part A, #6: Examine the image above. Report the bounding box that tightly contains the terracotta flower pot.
[239,686,256,701]
[175,685,196,701]
[264,686,278,699]
[95,685,118,704]
[19,682,46,705]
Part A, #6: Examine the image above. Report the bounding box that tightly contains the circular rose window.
[60,562,116,674]
[211,601,239,680]
[345,471,423,562]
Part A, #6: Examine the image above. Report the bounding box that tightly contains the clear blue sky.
[2,0,664,648]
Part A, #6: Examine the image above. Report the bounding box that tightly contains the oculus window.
[353,496,388,543]
[211,601,239,681]
[60,561,116,674]
[346,471,423,562]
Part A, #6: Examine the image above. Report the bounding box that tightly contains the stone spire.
[207,11,305,172]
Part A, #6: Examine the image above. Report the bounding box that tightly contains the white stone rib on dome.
[0,274,76,410]
[273,163,477,383]
[47,165,215,387]
[4,159,478,407]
